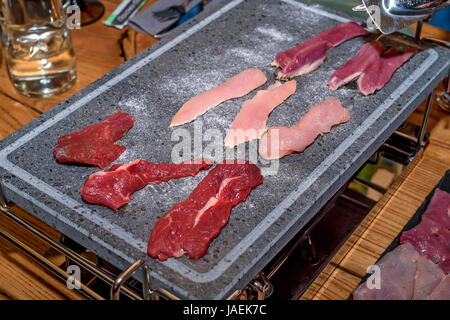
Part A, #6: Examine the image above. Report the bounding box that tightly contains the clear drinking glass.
[0,0,76,98]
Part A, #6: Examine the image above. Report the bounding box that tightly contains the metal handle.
[111,259,149,300]
[249,272,273,300]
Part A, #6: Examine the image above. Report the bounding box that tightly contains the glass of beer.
[0,0,77,98]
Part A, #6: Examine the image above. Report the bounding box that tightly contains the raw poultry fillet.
[224,80,297,148]
[353,243,446,300]
[400,188,450,274]
[81,159,212,210]
[329,41,417,95]
[258,97,350,160]
[170,68,267,127]
[147,161,263,261]
[53,111,134,169]
[271,22,369,79]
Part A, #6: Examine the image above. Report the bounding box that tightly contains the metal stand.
[415,90,435,155]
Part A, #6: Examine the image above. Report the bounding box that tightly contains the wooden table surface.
[0,0,449,300]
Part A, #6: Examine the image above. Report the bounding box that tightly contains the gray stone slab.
[0,0,449,299]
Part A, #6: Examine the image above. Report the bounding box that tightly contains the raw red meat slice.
[357,47,417,95]
[259,97,350,160]
[427,275,450,300]
[224,80,296,147]
[147,161,263,261]
[170,69,267,127]
[329,41,384,90]
[413,254,445,300]
[81,159,212,211]
[54,111,134,169]
[271,22,369,79]
[400,188,450,274]
[353,243,419,300]
[276,41,329,80]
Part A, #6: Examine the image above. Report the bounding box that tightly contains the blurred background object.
[1,0,77,98]
[436,78,450,112]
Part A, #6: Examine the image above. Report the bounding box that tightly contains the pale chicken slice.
[170,69,267,127]
[224,80,296,148]
[258,97,350,160]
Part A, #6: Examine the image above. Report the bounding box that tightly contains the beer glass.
[0,0,77,98]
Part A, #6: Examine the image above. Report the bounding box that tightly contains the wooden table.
[0,0,448,300]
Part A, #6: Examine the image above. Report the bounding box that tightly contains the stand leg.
[415,90,435,155]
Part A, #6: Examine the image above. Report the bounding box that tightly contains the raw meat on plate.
[271,22,370,80]
[329,41,384,90]
[81,159,212,210]
[413,254,445,300]
[400,188,450,274]
[54,111,134,169]
[147,160,263,261]
[224,80,296,148]
[353,243,419,300]
[427,275,450,300]
[358,47,418,95]
[258,97,350,160]
[353,243,446,300]
[329,40,417,95]
[170,68,267,127]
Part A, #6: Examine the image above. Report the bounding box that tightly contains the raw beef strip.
[271,22,369,79]
[54,111,134,169]
[358,47,417,95]
[400,188,450,274]
[329,41,384,90]
[353,243,419,300]
[147,161,263,261]
[224,80,296,147]
[272,22,369,69]
[259,97,350,160]
[413,254,445,299]
[81,159,212,210]
[427,275,450,300]
[420,189,450,228]
[170,69,267,127]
